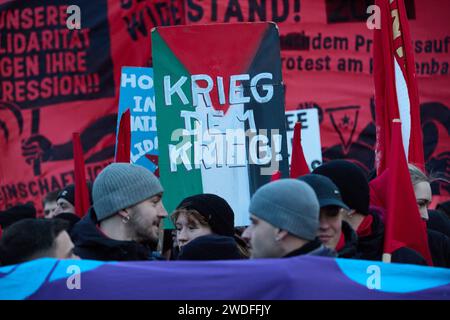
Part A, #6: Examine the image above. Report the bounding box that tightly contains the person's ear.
[117,209,130,224]
[347,209,356,217]
[274,229,288,241]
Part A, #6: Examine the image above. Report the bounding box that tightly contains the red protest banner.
[185,0,450,207]
[0,0,184,214]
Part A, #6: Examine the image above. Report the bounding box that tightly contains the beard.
[128,217,159,250]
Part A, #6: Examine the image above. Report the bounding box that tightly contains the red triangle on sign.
[157,23,269,115]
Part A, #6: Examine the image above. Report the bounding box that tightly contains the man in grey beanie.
[242,179,336,259]
[70,163,168,261]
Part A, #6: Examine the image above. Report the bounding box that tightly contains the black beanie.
[57,185,75,206]
[313,160,370,215]
[177,194,235,237]
[177,234,242,260]
[57,183,93,207]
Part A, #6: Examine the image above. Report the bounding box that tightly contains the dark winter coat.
[427,210,450,238]
[337,221,359,258]
[70,208,160,261]
[283,239,337,258]
[427,229,450,268]
[356,209,427,265]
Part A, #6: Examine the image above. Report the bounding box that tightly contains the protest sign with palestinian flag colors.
[152,22,289,226]
[184,0,450,208]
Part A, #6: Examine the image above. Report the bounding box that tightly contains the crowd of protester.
[0,161,449,268]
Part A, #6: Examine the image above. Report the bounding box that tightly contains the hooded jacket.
[70,207,160,261]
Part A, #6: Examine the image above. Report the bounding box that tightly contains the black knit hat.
[57,183,93,207]
[312,160,370,215]
[57,184,75,206]
[176,194,235,237]
[177,234,242,260]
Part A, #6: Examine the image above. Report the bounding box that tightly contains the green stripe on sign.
[152,29,203,228]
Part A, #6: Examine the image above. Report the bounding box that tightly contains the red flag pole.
[115,109,131,163]
[290,122,309,178]
[72,132,90,218]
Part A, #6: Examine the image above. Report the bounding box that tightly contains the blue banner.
[1,256,449,300]
[116,67,158,172]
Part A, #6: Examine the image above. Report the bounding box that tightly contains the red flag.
[73,132,90,218]
[290,122,309,178]
[369,169,389,209]
[115,109,131,163]
[145,154,160,178]
[270,170,282,181]
[383,121,432,265]
[373,0,424,174]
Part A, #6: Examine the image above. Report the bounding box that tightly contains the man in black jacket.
[242,179,336,259]
[313,160,426,265]
[0,219,78,265]
[298,174,358,259]
[71,163,168,261]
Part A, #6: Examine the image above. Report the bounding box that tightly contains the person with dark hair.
[177,234,243,261]
[54,182,93,216]
[172,194,249,259]
[42,190,60,219]
[298,174,358,259]
[242,179,336,259]
[313,160,426,265]
[0,204,36,230]
[54,185,76,216]
[0,219,79,266]
[70,163,168,261]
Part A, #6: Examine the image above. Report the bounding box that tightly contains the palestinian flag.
[152,23,289,226]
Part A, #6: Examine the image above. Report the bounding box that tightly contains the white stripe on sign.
[196,94,251,227]
[394,58,411,158]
